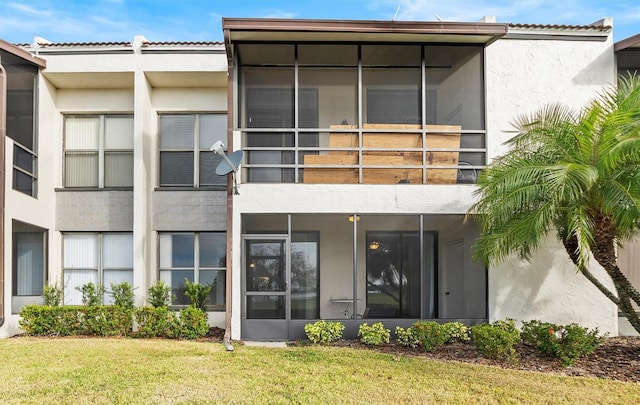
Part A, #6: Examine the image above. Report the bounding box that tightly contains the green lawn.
[0,337,638,404]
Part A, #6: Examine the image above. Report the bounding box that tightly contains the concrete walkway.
[243,341,288,348]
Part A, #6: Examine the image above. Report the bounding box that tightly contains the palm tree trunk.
[562,237,620,305]
[589,214,640,334]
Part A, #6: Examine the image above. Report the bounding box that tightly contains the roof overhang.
[0,39,46,67]
[615,33,640,52]
[222,18,508,45]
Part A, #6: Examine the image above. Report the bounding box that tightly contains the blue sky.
[1,0,638,44]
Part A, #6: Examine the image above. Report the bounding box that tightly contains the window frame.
[158,113,228,189]
[158,231,227,311]
[63,114,134,189]
[62,232,134,305]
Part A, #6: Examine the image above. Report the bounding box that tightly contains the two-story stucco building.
[1,16,639,340]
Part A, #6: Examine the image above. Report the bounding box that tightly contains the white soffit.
[43,72,134,89]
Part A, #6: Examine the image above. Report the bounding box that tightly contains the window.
[64,115,134,188]
[159,114,227,187]
[63,233,133,305]
[12,226,46,297]
[159,232,226,310]
[2,49,39,197]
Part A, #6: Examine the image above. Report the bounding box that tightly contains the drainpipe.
[223,27,234,351]
[0,59,7,327]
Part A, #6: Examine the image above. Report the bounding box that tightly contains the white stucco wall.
[485,32,618,334]
[489,235,618,335]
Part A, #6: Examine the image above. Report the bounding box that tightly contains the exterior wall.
[152,191,226,231]
[485,33,619,334]
[489,236,618,334]
[56,191,133,231]
[1,38,229,337]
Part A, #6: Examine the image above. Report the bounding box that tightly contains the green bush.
[471,319,521,362]
[81,306,133,336]
[395,326,420,348]
[304,320,345,344]
[134,307,171,338]
[167,306,209,339]
[411,321,448,351]
[521,320,604,366]
[19,305,132,337]
[109,282,135,310]
[184,279,211,311]
[442,322,471,343]
[43,283,63,307]
[147,281,172,308]
[76,282,105,306]
[358,322,390,345]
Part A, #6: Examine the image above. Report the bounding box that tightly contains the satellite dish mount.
[211,140,244,195]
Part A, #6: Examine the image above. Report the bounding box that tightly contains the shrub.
[134,307,171,338]
[19,305,132,337]
[521,320,605,366]
[411,321,448,351]
[358,322,390,345]
[395,326,420,348]
[304,320,345,344]
[76,282,105,306]
[43,283,63,307]
[147,281,172,308]
[109,282,135,310]
[81,306,133,336]
[20,306,64,336]
[471,319,521,362]
[184,279,211,311]
[442,322,471,343]
[167,306,209,339]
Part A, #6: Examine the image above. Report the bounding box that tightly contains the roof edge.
[222,17,508,36]
[615,33,640,52]
[0,39,46,67]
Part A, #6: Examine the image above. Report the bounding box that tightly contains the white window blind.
[15,233,44,296]
[103,234,133,268]
[65,269,98,305]
[63,233,133,305]
[65,117,100,150]
[64,115,133,188]
[105,116,134,149]
[64,234,98,268]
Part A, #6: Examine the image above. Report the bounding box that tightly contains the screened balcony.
[236,43,485,184]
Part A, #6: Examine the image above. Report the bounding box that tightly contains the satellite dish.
[215,150,244,175]
[210,140,243,194]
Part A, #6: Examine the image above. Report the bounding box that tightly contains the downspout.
[0,59,6,327]
[223,27,234,351]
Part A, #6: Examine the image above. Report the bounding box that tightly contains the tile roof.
[508,23,612,32]
[34,41,132,47]
[142,41,224,46]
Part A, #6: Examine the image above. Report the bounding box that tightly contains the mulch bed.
[202,329,640,384]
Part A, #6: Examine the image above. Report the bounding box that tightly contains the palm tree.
[468,75,640,334]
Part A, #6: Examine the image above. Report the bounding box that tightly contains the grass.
[0,337,638,404]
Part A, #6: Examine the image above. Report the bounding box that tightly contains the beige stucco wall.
[1,39,229,337]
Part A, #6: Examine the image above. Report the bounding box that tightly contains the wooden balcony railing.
[303,124,462,184]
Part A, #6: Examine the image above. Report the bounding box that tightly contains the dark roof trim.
[615,33,640,52]
[222,17,508,42]
[0,39,46,67]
